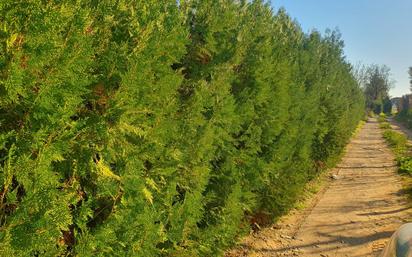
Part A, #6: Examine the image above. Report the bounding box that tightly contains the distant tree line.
[0,1,364,256]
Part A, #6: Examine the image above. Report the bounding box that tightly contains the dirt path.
[227,119,412,257]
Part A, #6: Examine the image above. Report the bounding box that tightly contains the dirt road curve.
[227,119,412,257]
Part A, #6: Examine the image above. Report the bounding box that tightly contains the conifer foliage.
[0,0,364,256]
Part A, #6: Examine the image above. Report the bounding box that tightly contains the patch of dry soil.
[226,119,412,257]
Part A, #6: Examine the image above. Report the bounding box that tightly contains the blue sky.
[270,0,412,97]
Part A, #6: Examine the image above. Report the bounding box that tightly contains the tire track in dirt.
[227,118,412,257]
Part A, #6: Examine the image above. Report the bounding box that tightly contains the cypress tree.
[0,1,365,256]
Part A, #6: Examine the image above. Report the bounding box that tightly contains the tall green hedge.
[0,0,364,256]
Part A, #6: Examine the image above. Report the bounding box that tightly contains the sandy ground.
[226,119,412,257]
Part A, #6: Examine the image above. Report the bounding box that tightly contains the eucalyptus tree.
[363,65,393,113]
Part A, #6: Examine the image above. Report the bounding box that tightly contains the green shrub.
[380,122,391,129]
[398,156,412,175]
[381,124,412,177]
[0,1,365,256]
[383,130,408,155]
[378,113,387,123]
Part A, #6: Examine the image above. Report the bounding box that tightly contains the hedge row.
[0,0,364,256]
